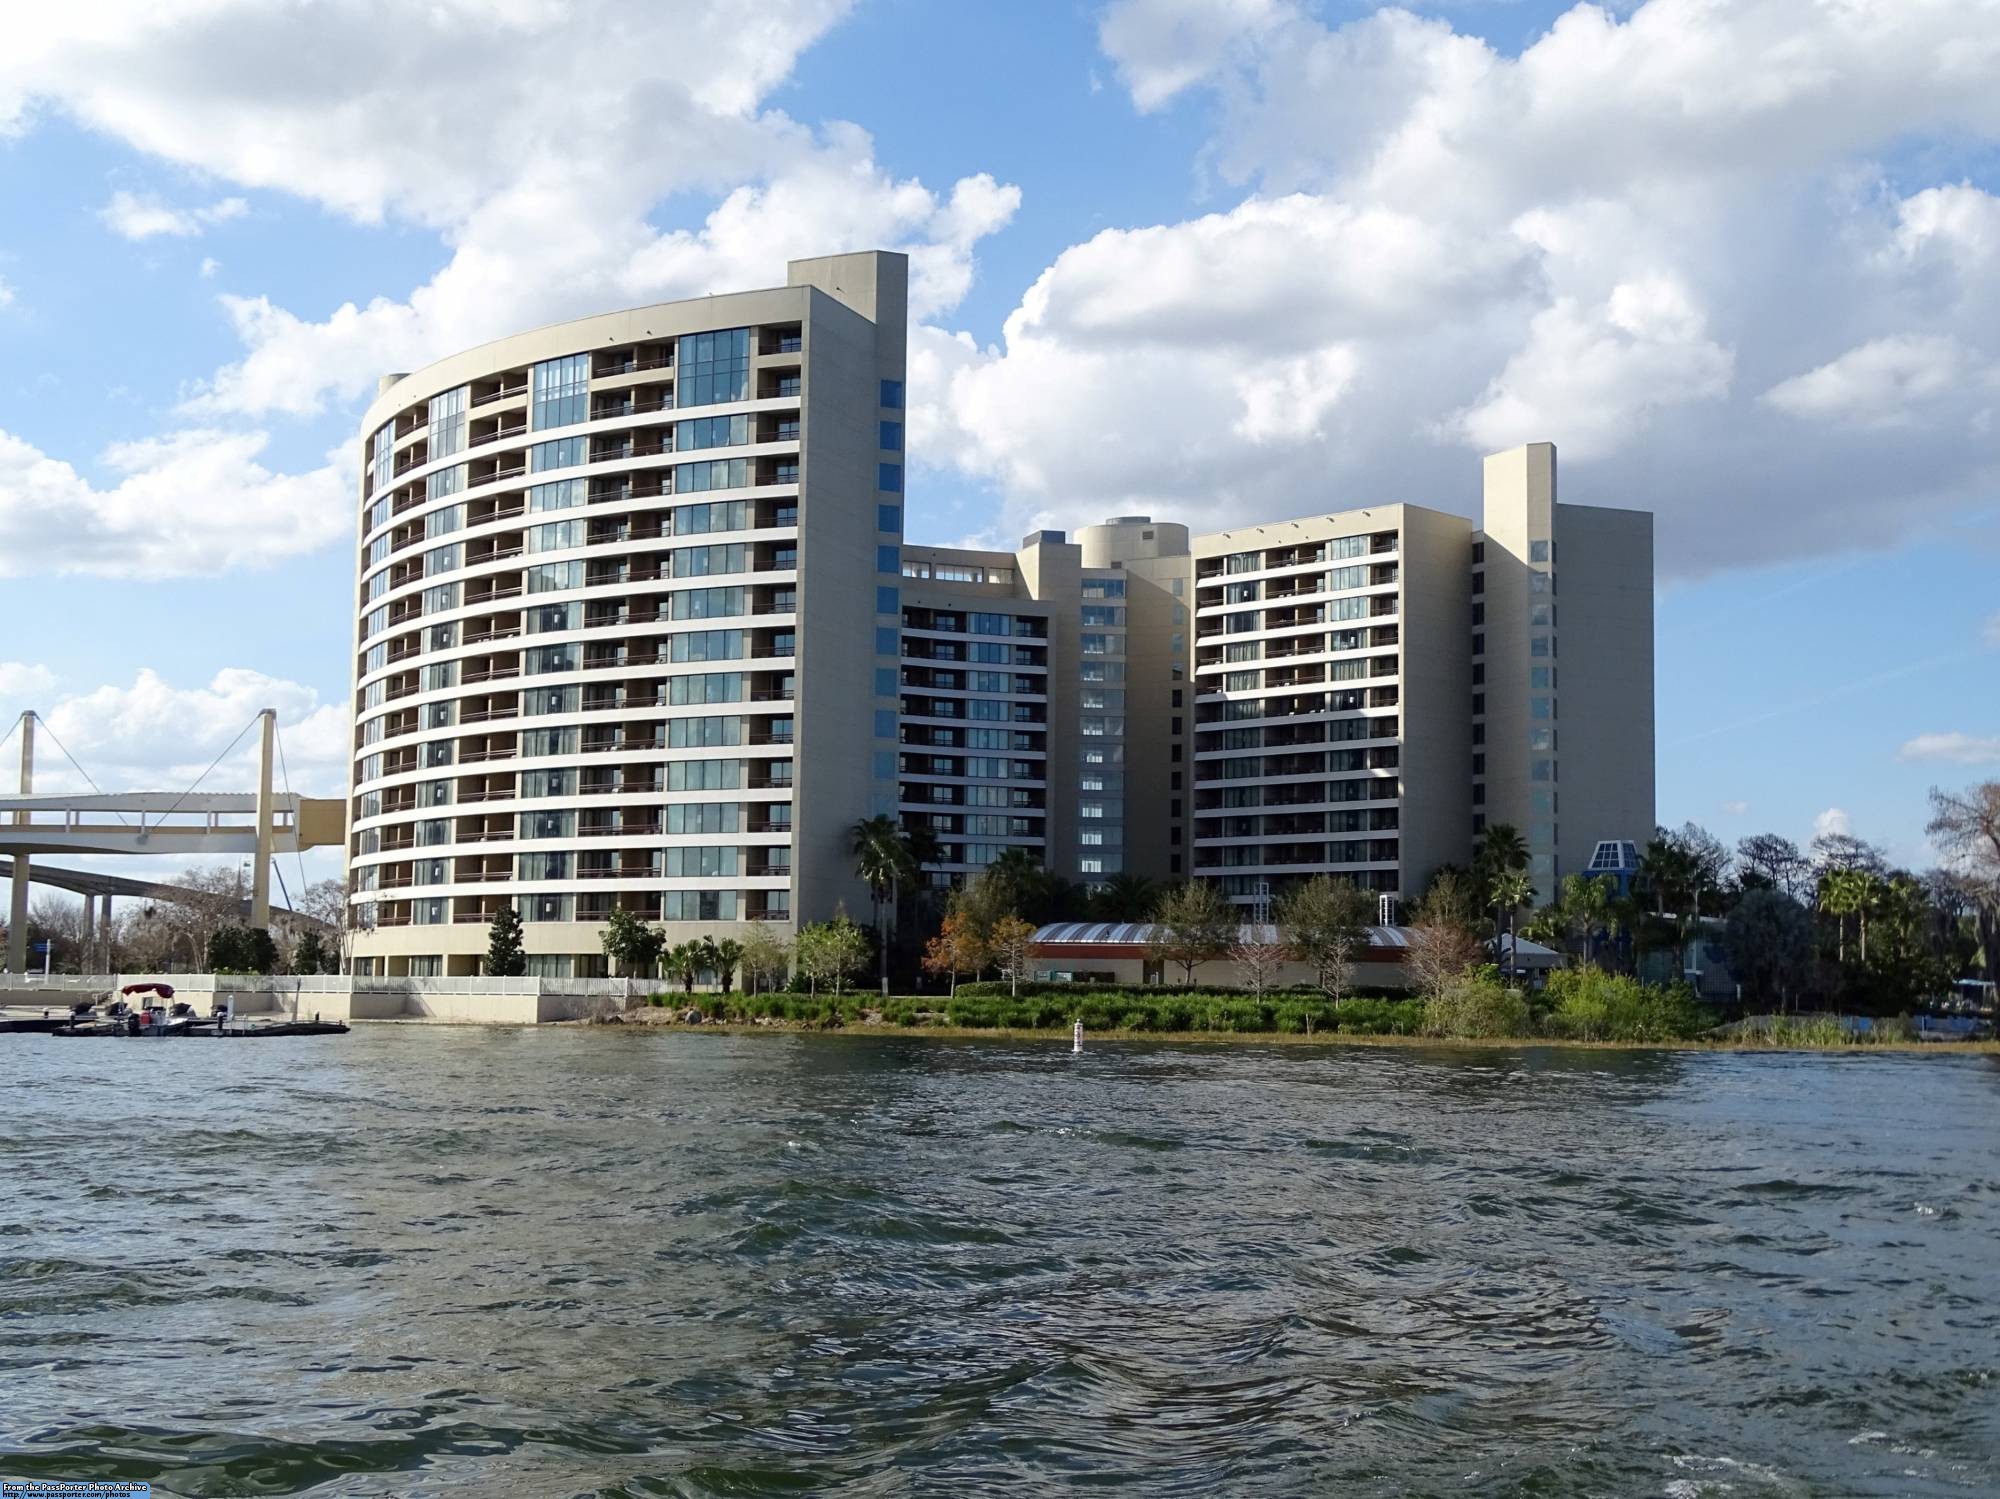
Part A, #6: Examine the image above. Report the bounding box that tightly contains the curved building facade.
[348,252,908,976]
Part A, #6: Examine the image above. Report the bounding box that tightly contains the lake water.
[2,1029,1996,1496]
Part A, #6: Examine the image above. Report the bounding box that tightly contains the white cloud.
[909,0,2000,567]
[1896,731,2000,765]
[1763,334,1977,427]
[38,668,349,799]
[1719,800,1751,816]
[0,1,1019,580]
[0,275,13,310]
[0,662,57,700]
[1098,0,1293,112]
[97,190,246,240]
[198,257,219,278]
[1813,807,1854,841]
[1883,183,2000,278]
[1450,277,1734,459]
[0,427,347,578]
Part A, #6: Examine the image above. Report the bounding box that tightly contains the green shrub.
[1421,977,1531,1039]
[1542,969,1712,1042]
[1334,998,1422,1035]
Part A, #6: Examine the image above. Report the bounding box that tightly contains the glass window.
[878,461,903,492]
[877,503,902,533]
[880,379,904,409]
[875,626,899,654]
[530,436,586,472]
[369,423,395,494]
[676,328,749,407]
[876,585,899,616]
[426,464,464,503]
[676,413,748,451]
[675,458,748,493]
[530,354,588,430]
[428,386,467,459]
[1529,539,1550,562]
[880,420,903,450]
[877,544,900,574]
[529,478,585,511]
[875,667,897,696]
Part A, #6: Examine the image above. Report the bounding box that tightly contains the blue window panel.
[877,544,900,574]
[880,379,904,409]
[877,503,902,534]
[870,788,897,818]
[873,751,896,779]
[874,709,898,739]
[880,420,903,451]
[876,585,899,616]
[874,667,897,697]
[877,462,903,493]
[875,626,899,655]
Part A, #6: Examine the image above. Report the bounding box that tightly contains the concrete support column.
[7,712,32,974]
[101,894,113,975]
[252,708,275,932]
[82,895,95,972]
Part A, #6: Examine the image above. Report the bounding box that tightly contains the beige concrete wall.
[1551,501,1656,877]
[791,255,907,927]
[1397,503,1477,904]
[1118,550,1193,882]
[1015,535,1084,879]
[1478,443,1558,895]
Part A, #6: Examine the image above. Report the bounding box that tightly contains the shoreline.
[548,1015,2000,1055]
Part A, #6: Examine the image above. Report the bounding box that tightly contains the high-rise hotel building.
[347,251,1653,975]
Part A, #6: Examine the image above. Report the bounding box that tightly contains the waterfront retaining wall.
[2,974,645,1025]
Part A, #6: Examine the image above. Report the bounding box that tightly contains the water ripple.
[1,1031,1996,1494]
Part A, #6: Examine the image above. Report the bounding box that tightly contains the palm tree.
[1819,868,1873,966]
[1559,872,1612,968]
[850,814,914,996]
[1491,868,1535,986]
[707,937,744,995]
[1475,822,1529,947]
[1091,872,1158,923]
[663,941,701,998]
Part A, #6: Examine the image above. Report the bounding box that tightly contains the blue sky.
[0,0,1996,882]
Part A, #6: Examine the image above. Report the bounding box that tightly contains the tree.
[851,813,915,995]
[1927,782,2000,985]
[1278,874,1372,1003]
[1811,829,1886,876]
[1148,880,1233,985]
[1490,868,1535,986]
[1229,923,1289,998]
[207,924,277,974]
[740,923,792,994]
[1404,868,1483,999]
[707,938,744,994]
[1555,872,1612,967]
[1090,872,1159,923]
[484,903,526,977]
[795,913,870,998]
[663,941,702,997]
[1474,822,1529,946]
[1818,866,1871,965]
[1724,891,1814,1009]
[291,929,331,976]
[989,914,1038,997]
[297,877,352,972]
[1736,834,1810,901]
[600,906,662,978]
[922,908,990,996]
